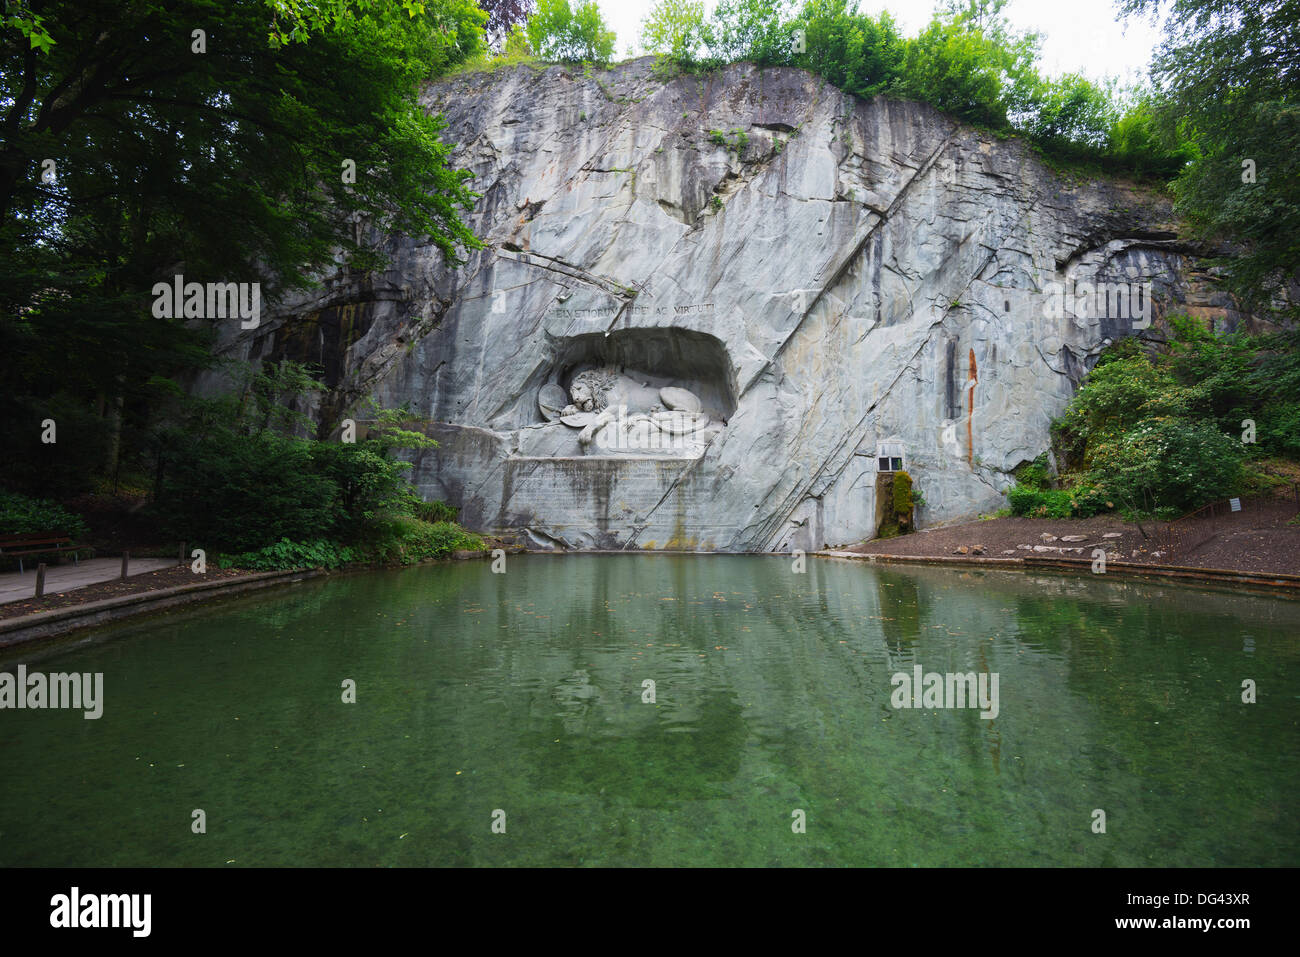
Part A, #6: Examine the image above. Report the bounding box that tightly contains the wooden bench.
[0,531,86,574]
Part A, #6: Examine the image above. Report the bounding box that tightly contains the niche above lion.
[518,328,737,459]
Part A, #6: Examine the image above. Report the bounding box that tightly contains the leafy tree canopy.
[1120,0,1300,310]
[526,0,615,63]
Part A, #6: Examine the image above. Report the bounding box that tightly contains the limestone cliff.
[202,58,1249,551]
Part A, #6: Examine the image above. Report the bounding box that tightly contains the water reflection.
[1,556,1296,867]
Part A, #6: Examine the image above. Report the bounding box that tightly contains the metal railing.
[1154,487,1299,555]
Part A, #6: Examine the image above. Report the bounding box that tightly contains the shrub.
[1058,354,1200,452]
[504,22,532,58]
[892,470,914,518]
[155,431,338,553]
[0,490,90,539]
[1088,417,1245,514]
[1014,456,1051,490]
[359,514,485,565]
[788,2,906,99]
[1007,483,1112,519]
[412,500,461,524]
[1008,487,1072,518]
[708,0,795,65]
[0,490,93,567]
[218,538,356,571]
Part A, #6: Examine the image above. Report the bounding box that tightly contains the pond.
[1,555,1296,866]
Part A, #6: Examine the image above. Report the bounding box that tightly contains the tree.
[1120,0,1300,311]
[1,0,487,483]
[1020,74,1118,156]
[892,5,1038,130]
[526,0,616,63]
[708,0,796,65]
[787,0,905,98]
[640,0,708,66]
[479,0,537,49]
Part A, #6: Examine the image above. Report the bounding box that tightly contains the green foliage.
[1018,73,1117,156]
[0,489,89,540]
[1009,486,1069,518]
[892,14,1030,129]
[526,0,616,63]
[1120,0,1300,311]
[358,514,486,565]
[1007,484,1110,519]
[1167,321,1300,459]
[261,0,454,49]
[892,470,914,518]
[364,403,441,453]
[638,0,1191,177]
[448,23,539,75]
[1104,96,1195,178]
[1,0,489,503]
[1088,417,1245,515]
[910,483,927,510]
[413,500,462,524]
[1060,354,1199,447]
[1014,455,1051,491]
[788,0,905,98]
[151,365,456,555]
[218,538,357,571]
[1035,323,1299,518]
[504,21,533,56]
[708,127,749,151]
[640,0,708,67]
[156,430,340,552]
[708,0,796,65]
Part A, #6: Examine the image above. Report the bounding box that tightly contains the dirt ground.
[0,565,254,621]
[846,500,1300,576]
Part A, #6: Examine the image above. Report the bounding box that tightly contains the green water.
[1,556,1296,867]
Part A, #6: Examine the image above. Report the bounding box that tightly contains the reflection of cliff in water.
[874,568,922,652]
[526,685,747,806]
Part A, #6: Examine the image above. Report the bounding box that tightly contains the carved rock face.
[538,383,569,421]
[659,387,702,414]
[208,60,1248,550]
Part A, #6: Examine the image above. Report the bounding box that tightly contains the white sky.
[599,0,1165,85]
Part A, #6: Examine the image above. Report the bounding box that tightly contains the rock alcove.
[520,328,735,459]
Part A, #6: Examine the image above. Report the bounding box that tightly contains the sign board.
[1229,498,1242,512]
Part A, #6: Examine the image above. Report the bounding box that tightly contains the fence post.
[35,563,46,599]
[120,551,129,581]
[179,541,186,567]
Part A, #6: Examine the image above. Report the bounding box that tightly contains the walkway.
[0,557,176,605]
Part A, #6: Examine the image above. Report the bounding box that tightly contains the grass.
[445,50,542,78]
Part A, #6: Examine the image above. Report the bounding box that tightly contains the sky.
[598,0,1166,86]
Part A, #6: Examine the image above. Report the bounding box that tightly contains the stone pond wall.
[196,58,1254,552]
